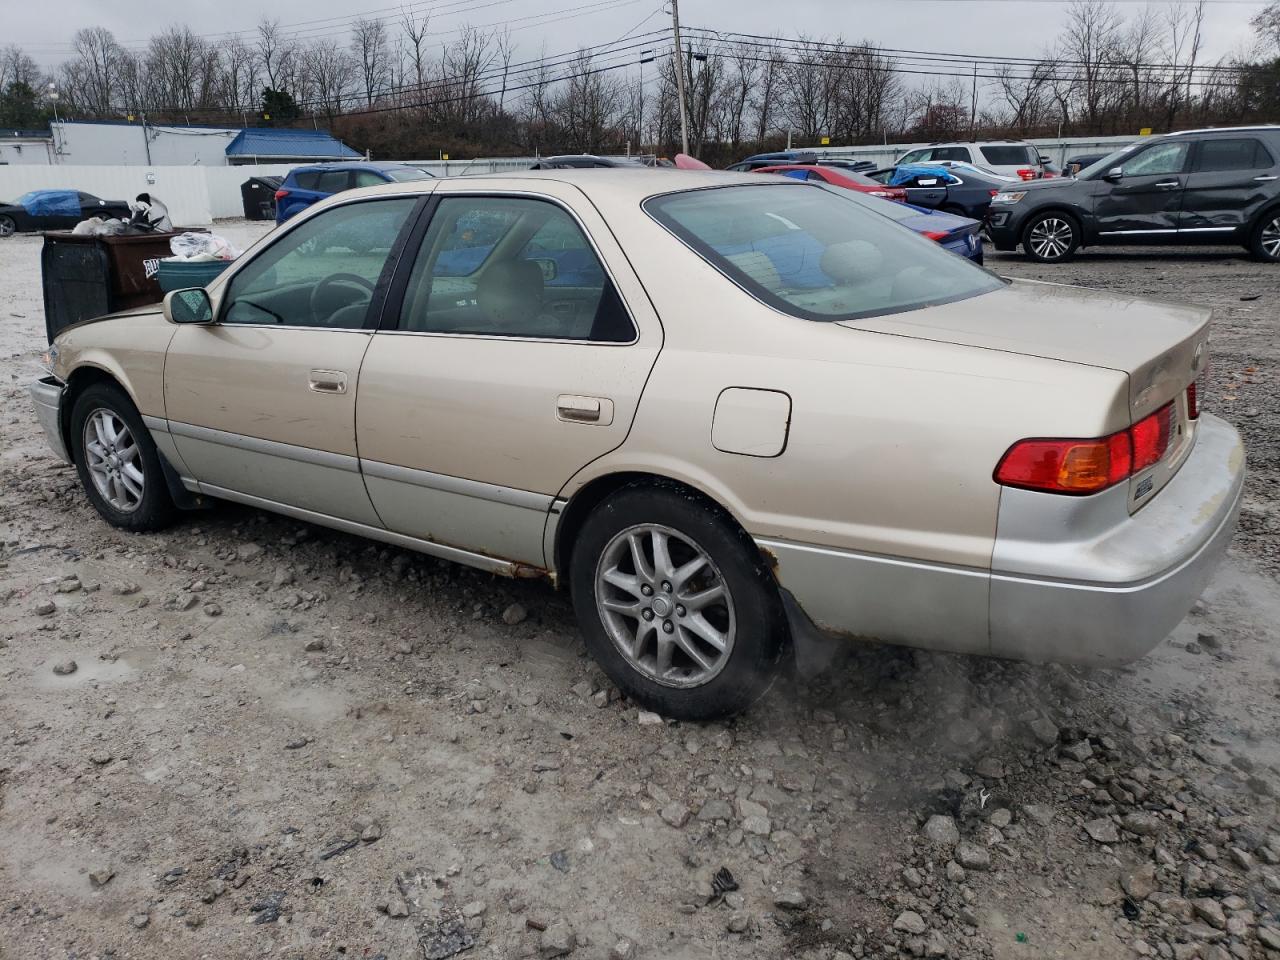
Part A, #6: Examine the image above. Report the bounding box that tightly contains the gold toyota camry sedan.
[30,170,1244,719]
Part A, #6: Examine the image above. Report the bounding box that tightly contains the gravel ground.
[1,224,1279,960]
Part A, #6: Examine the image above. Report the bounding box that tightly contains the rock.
[727,913,750,933]
[902,866,923,888]
[922,814,961,848]
[385,894,410,918]
[774,889,807,910]
[1120,864,1157,901]
[1061,740,1094,762]
[1258,927,1280,951]
[304,638,326,652]
[462,900,487,918]
[974,757,1004,779]
[610,939,636,960]
[989,808,1012,828]
[89,867,115,887]
[539,920,575,958]
[34,600,56,616]
[570,680,594,701]
[129,913,150,929]
[697,798,733,822]
[1121,812,1162,836]
[201,879,226,903]
[893,910,928,935]
[57,576,82,593]
[659,803,690,828]
[203,602,222,617]
[955,841,991,871]
[501,603,528,625]
[361,822,383,842]
[1192,898,1226,930]
[236,543,264,561]
[113,581,141,596]
[925,930,950,957]
[1022,804,1054,827]
[637,710,663,725]
[945,861,966,882]
[736,798,768,820]
[741,815,772,836]
[1029,717,1060,745]
[1085,819,1120,843]
[52,659,78,676]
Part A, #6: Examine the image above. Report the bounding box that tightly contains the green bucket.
[156,258,232,293]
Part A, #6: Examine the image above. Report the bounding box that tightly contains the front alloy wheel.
[83,408,146,512]
[0,215,16,238]
[1025,214,1078,262]
[595,523,736,688]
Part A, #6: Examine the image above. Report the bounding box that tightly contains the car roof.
[1162,125,1280,137]
[290,161,422,173]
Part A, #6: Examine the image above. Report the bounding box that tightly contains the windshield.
[385,167,434,182]
[645,184,1002,322]
[1077,146,1137,180]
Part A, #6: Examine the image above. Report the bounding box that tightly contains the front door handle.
[557,394,614,425]
[308,369,348,394]
[1154,180,1180,189]
[1254,175,1278,182]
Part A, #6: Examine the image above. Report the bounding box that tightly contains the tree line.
[1,1,1278,165]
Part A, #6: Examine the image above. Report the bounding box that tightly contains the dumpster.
[41,230,205,343]
[241,176,283,221]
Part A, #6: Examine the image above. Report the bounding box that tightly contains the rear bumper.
[29,376,70,463]
[763,413,1244,667]
[988,412,1244,664]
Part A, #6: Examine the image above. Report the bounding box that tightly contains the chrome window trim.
[393,188,640,345]
[1097,228,1179,235]
[361,459,554,512]
[168,420,360,473]
[1178,226,1236,233]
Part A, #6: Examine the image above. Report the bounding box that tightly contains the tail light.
[922,230,950,241]
[1016,168,1036,181]
[995,402,1176,495]
[869,190,894,198]
[274,189,289,201]
[988,189,999,197]
[1186,379,1200,420]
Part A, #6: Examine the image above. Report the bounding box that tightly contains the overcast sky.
[10,0,1269,80]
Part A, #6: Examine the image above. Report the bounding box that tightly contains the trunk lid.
[840,277,1210,509]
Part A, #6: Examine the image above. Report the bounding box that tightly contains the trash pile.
[72,192,174,235]
[164,232,241,263]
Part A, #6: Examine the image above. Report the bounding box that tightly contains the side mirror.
[1103,166,1124,183]
[164,288,214,325]
[1039,154,1051,164]
[528,257,558,283]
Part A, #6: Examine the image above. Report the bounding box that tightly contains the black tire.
[70,382,177,532]
[0,214,16,238]
[1248,210,1280,263]
[1021,211,1081,263]
[569,483,787,721]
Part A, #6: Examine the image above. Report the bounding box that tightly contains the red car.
[753,164,908,202]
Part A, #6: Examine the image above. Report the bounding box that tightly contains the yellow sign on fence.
[820,136,830,145]
[1139,127,1152,136]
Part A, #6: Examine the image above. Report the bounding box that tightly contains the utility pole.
[969,62,978,141]
[670,0,690,156]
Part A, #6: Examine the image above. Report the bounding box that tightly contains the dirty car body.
[31,170,1244,720]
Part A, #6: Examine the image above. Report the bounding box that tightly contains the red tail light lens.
[922,230,950,241]
[274,189,289,201]
[1131,403,1174,473]
[1016,168,1036,180]
[995,401,1176,495]
[1187,378,1201,419]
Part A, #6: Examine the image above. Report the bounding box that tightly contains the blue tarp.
[889,165,952,186]
[17,190,81,217]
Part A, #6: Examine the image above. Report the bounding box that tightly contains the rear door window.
[1195,139,1273,172]
[931,147,971,162]
[352,170,388,188]
[317,170,352,194]
[292,171,323,191]
[980,145,1036,166]
[898,149,930,164]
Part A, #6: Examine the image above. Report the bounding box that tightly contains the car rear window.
[645,184,1002,322]
[980,145,1036,166]
[291,171,322,190]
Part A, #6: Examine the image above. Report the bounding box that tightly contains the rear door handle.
[308,369,348,394]
[1254,175,1278,182]
[1154,180,1180,189]
[557,394,614,425]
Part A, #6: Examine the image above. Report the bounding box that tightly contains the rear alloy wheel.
[570,484,786,720]
[1023,213,1079,263]
[1249,213,1280,263]
[0,215,16,238]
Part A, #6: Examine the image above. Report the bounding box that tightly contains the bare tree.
[1252,2,1280,53]
[67,27,124,116]
[218,38,259,114]
[722,44,759,149]
[257,19,299,100]
[1162,0,1206,125]
[400,7,431,100]
[1059,0,1126,132]
[994,60,1056,134]
[0,46,43,90]
[352,17,391,106]
[303,39,356,121]
[553,50,624,152]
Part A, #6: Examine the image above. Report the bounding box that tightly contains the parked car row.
[0,191,132,236]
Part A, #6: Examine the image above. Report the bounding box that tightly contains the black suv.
[986,126,1280,263]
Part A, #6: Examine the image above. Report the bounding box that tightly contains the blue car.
[274,162,434,223]
[811,182,984,263]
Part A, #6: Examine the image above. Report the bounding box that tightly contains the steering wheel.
[310,273,376,326]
